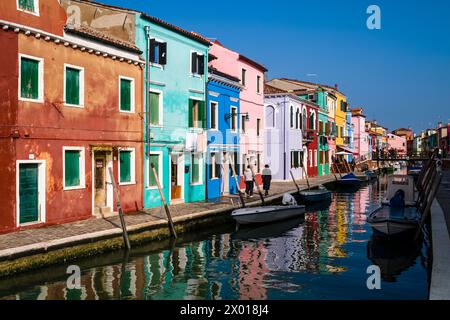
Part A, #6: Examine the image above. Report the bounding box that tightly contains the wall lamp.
[225,112,249,121]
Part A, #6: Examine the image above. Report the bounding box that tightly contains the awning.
[337,145,355,154]
[336,151,352,155]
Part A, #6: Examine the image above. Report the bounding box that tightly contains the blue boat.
[337,173,362,187]
[297,185,332,203]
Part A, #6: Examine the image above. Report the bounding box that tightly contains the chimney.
[438,122,442,129]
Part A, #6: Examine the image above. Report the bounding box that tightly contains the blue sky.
[100,0,450,133]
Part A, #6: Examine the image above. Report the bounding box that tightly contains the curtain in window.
[149,92,160,125]
[21,58,39,99]
[120,151,131,183]
[120,79,131,111]
[66,68,80,105]
[19,0,35,12]
[65,151,80,187]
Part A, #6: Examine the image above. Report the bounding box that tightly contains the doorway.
[17,161,46,226]
[222,152,230,195]
[170,153,184,202]
[93,150,113,215]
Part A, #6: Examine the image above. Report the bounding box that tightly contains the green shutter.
[148,154,159,187]
[66,67,80,105]
[19,0,35,11]
[149,92,160,125]
[198,101,205,129]
[120,151,132,183]
[188,99,193,128]
[65,150,80,187]
[120,79,131,111]
[21,57,39,99]
[192,154,199,183]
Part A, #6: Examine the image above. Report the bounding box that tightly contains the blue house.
[206,67,242,200]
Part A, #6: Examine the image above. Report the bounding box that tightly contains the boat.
[337,173,362,187]
[231,193,306,225]
[354,172,369,182]
[367,205,420,237]
[231,217,304,240]
[381,175,416,207]
[296,185,332,203]
[365,170,377,180]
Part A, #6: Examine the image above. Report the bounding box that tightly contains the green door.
[19,163,39,224]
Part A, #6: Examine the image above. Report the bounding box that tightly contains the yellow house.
[334,91,348,148]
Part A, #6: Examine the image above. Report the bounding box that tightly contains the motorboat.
[337,173,362,187]
[231,216,304,240]
[367,205,420,237]
[296,185,332,203]
[381,175,416,207]
[231,193,306,225]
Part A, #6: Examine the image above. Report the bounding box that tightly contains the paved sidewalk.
[0,175,336,254]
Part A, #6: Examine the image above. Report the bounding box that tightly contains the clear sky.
[100,0,450,133]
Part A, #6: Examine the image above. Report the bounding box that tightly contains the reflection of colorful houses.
[238,241,268,300]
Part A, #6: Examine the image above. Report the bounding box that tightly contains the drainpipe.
[145,26,151,160]
[283,96,287,181]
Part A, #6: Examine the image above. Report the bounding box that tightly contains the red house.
[303,101,319,178]
[0,0,145,233]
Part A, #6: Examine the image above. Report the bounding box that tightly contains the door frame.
[16,160,46,227]
[169,152,184,202]
[91,150,113,215]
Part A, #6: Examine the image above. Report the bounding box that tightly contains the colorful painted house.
[0,0,145,233]
[392,127,414,156]
[387,133,407,157]
[350,108,370,161]
[264,85,304,181]
[136,14,210,208]
[209,41,267,185]
[206,66,242,199]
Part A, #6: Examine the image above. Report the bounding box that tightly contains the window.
[191,52,205,75]
[209,153,220,179]
[119,77,134,112]
[63,147,85,190]
[119,149,135,185]
[340,126,344,139]
[64,65,84,107]
[19,54,43,102]
[291,151,301,169]
[295,108,300,129]
[150,39,167,65]
[241,69,246,86]
[290,106,294,128]
[241,115,247,133]
[230,107,237,132]
[314,150,318,167]
[257,118,261,136]
[148,153,162,188]
[242,154,247,174]
[189,99,205,129]
[309,112,316,130]
[266,105,275,128]
[319,121,324,135]
[257,154,261,173]
[17,0,38,15]
[257,75,261,93]
[210,102,218,130]
[309,150,313,167]
[191,153,202,184]
[149,90,162,126]
[302,109,307,130]
[232,151,239,176]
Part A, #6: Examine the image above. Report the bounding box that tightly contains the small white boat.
[368,205,420,237]
[231,193,306,225]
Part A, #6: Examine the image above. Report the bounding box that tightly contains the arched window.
[302,108,307,130]
[309,112,315,130]
[290,106,294,128]
[266,105,275,128]
[295,108,300,129]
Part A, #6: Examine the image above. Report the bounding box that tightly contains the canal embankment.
[430,168,450,300]
[0,174,337,278]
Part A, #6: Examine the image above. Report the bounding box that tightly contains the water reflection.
[0,175,429,300]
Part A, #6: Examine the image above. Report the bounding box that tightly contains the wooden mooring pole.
[290,169,301,193]
[229,156,246,208]
[108,167,131,250]
[151,163,177,238]
[250,164,265,205]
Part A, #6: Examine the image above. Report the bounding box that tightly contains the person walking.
[244,166,254,198]
[262,164,272,196]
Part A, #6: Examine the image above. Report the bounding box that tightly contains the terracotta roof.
[64,24,142,54]
[278,78,346,96]
[264,84,286,94]
[264,84,319,109]
[141,14,211,46]
[238,54,268,72]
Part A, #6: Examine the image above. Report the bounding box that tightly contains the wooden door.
[19,163,39,224]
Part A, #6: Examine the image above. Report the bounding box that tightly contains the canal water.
[0,175,430,300]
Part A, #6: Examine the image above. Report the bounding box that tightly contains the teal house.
[136,14,210,208]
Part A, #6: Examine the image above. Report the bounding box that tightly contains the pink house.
[388,133,407,156]
[351,108,370,161]
[209,41,267,183]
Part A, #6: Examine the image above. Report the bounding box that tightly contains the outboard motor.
[389,189,406,208]
[282,193,297,206]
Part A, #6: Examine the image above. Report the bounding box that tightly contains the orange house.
[0,0,145,233]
